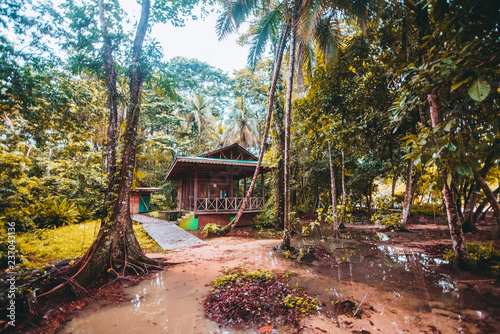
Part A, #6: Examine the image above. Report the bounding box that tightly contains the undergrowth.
[370,212,406,232]
[13,220,162,269]
[444,242,500,277]
[201,223,224,238]
[204,268,318,329]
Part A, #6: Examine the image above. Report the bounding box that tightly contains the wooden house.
[165,144,272,227]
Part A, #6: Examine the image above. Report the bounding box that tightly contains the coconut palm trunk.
[219,24,291,235]
[282,3,298,251]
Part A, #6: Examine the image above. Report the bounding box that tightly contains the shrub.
[444,243,500,277]
[205,269,318,328]
[150,193,175,211]
[370,212,406,232]
[393,193,405,205]
[410,203,442,217]
[201,223,224,238]
[467,243,500,266]
[374,195,394,211]
[33,197,81,229]
[253,210,276,229]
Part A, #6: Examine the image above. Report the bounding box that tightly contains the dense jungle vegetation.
[0,0,498,310]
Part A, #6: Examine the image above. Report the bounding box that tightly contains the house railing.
[179,197,264,212]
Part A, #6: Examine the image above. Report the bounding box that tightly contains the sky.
[122,1,251,75]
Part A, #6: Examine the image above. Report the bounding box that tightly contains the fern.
[33,197,81,229]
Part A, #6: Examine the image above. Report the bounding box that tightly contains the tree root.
[27,292,42,318]
[62,275,91,299]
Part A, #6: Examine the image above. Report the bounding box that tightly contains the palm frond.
[247,5,285,69]
[216,0,263,40]
[313,15,340,64]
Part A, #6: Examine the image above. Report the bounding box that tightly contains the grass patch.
[132,222,163,253]
[17,220,163,268]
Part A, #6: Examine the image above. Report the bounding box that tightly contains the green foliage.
[374,195,395,211]
[410,203,442,217]
[467,243,500,267]
[0,220,29,269]
[253,210,276,229]
[212,269,275,289]
[370,212,406,232]
[393,193,405,205]
[201,223,224,238]
[149,193,175,211]
[338,202,355,225]
[282,294,319,314]
[315,206,334,225]
[444,243,500,277]
[33,197,81,229]
[132,223,163,253]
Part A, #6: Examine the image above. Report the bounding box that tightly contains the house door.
[139,195,150,213]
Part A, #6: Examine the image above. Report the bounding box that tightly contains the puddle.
[61,236,500,334]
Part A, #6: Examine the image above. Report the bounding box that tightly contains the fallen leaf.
[260,325,273,333]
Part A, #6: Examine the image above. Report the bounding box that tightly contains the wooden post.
[230,170,234,198]
[194,167,198,213]
[244,177,247,195]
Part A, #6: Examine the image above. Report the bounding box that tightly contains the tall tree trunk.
[282,8,297,251]
[219,23,290,235]
[391,169,399,200]
[400,158,413,224]
[273,97,285,230]
[328,144,339,236]
[340,150,346,228]
[427,94,470,268]
[413,1,470,267]
[98,0,118,190]
[462,180,480,232]
[463,151,495,231]
[367,180,373,218]
[36,0,167,306]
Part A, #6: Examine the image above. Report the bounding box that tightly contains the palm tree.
[215,0,291,235]
[186,93,216,137]
[223,97,260,148]
[215,0,370,246]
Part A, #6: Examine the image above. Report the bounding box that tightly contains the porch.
[179,196,265,213]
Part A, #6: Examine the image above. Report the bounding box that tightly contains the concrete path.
[132,214,206,251]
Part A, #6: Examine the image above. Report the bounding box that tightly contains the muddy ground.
[57,217,500,334]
